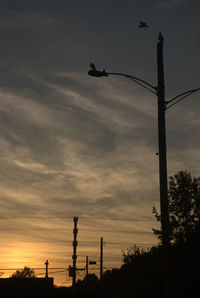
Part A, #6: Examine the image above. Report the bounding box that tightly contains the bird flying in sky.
[138,21,149,29]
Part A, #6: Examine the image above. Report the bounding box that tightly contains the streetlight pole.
[157,33,171,298]
[157,33,170,249]
[88,32,200,297]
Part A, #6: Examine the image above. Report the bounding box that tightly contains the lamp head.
[88,69,108,77]
[88,63,108,77]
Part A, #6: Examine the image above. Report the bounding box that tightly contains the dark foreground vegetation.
[2,170,200,298]
[4,240,199,298]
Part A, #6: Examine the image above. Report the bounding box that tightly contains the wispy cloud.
[0,69,159,263]
[155,0,187,9]
[0,9,60,31]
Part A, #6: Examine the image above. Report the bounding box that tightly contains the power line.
[0,215,153,222]
[0,227,154,234]
[34,270,67,276]
[80,217,148,221]
[0,267,66,271]
[105,241,156,246]
[0,240,100,244]
[80,229,153,234]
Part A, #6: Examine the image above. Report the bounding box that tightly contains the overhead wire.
[36,269,67,276]
[0,215,151,221]
[105,241,156,246]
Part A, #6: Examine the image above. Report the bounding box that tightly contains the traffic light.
[68,265,73,277]
[89,261,96,265]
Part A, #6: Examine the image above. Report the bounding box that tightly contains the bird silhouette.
[90,63,96,70]
[138,21,149,29]
[158,32,164,42]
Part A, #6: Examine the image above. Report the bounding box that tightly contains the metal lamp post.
[88,32,200,297]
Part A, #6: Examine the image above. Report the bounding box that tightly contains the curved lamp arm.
[88,66,157,95]
[166,88,200,110]
[108,72,157,94]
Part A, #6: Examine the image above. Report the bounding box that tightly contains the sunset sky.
[0,0,199,286]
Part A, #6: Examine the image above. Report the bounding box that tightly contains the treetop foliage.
[153,170,200,244]
[10,266,36,279]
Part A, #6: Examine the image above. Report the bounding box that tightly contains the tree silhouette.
[82,273,98,288]
[153,170,200,244]
[10,266,36,278]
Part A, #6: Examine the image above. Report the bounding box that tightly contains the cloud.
[0,69,159,243]
[155,0,187,8]
[0,9,60,31]
[0,67,197,245]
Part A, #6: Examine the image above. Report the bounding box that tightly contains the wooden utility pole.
[157,32,170,254]
[44,260,49,278]
[157,33,172,298]
[72,216,78,287]
[100,237,103,279]
[86,256,88,276]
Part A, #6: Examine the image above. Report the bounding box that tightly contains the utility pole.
[69,217,85,285]
[86,256,88,276]
[157,33,172,298]
[100,237,103,279]
[157,32,170,252]
[44,260,49,278]
[72,216,78,287]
